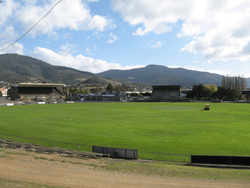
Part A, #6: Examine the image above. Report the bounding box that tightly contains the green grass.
[1,102,250,159]
[35,157,48,160]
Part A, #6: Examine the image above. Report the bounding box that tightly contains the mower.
[204,104,210,110]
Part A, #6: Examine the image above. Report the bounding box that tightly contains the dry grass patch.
[102,161,250,181]
[0,178,68,188]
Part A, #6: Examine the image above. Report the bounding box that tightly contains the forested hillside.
[1,54,250,88]
[0,54,94,84]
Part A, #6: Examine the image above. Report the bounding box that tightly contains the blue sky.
[1,0,250,77]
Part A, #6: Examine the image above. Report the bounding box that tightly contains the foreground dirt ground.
[0,148,249,188]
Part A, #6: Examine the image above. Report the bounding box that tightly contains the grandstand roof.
[152,85,181,88]
[12,83,65,87]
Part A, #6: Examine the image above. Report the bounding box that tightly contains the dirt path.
[0,148,249,188]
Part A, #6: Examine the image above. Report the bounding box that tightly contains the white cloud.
[151,41,162,49]
[1,0,109,38]
[112,0,188,36]
[0,26,16,41]
[122,65,146,70]
[107,32,117,43]
[85,48,93,55]
[85,48,91,53]
[86,15,108,31]
[107,40,114,44]
[192,60,212,65]
[0,0,110,54]
[0,25,24,54]
[0,42,24,55]
[112,0,250,61]
[60,44,77,55]
[0,0,18,27]
[31,47,145,73]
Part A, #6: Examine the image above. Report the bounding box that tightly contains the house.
[0,88,8,97]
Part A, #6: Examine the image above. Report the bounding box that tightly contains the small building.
[242,90,250,101]
[9,83,65,102]
[0,88,8,97]
[152,85,181,101]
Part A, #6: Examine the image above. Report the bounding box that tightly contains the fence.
[0,133,92,152]
[3,132,249,165]
[92,146,138,159]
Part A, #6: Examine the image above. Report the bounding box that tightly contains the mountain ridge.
[0,54,94,84]
[1,53,250,88]
[98,64,223,87]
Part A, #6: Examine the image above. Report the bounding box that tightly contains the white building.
[0,88,8,97]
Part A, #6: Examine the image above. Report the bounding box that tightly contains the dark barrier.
[191,155,250,166]
[92,146,138,159]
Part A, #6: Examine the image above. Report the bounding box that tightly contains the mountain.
[0,54,94,84]
[149,75,193,86]
[78,76,121,86]
[1,54,250,88]
[98,65,223,87]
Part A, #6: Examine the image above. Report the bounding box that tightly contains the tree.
[221,75,246,96]
[204,84,217,98]
[0,91,2,97]
[80,89,89,94]
[213,86,238,100]
[106,83,113,91]
[186,83,209,99]
[222,76,226,88]
[213,86,227,99]
[122,83,127,90]
[113,85,126,91]
[90,87,102,94]
[225,88,238,100]
[68,87,81,95]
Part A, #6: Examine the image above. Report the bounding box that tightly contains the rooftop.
[12,83,66,87]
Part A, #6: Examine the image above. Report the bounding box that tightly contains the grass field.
[1,102,250,159]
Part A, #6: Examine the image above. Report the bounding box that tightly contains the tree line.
[187,75,247,100]
[222,75,246,95]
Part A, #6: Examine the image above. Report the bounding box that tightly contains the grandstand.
[9,83,65,102]
[152,85,181,101]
